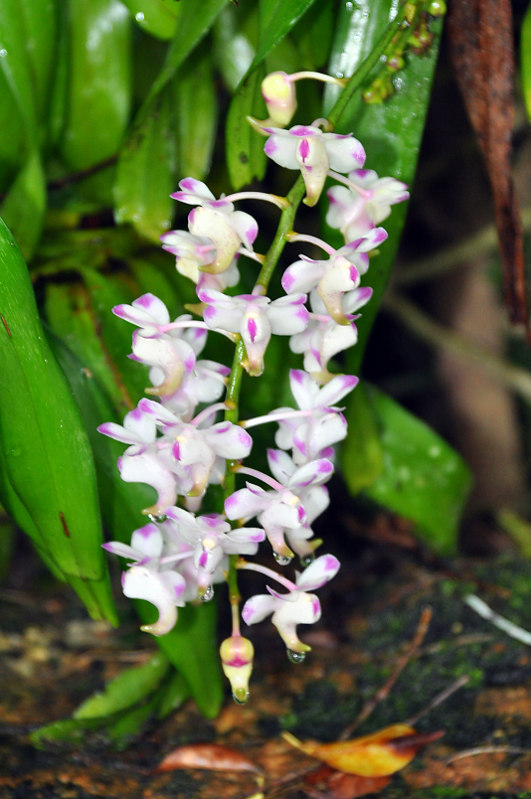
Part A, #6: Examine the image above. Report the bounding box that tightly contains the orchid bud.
[220,634,255,704]
[261,71,297,127]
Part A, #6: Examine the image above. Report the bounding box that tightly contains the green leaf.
[19,0,57,121]
[323,1,444,373]
[0,147,46,260]
[74,652,170,719]
[140,600,224,719]
[48,334,222,716]
[250,0,319,73]
[156,669,189,719]
[30,716,111,749]
[78,266,149,403]
[0,218,117,621]
[114,84,176,242]
[360,386,472,555]
[340,383,384,495]
[46,320,156,531]
[290,0,334,69]
[213,3,257,91]
[121,0,181,40]
[59,0,132,169]
[522,0,531,122]
[174,52,218,180]
[0,0,38,137]
[226,63,268,189]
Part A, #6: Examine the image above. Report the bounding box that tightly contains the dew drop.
[135,11,145,21]
[0,49,7,58]
[273,552,292,566]
[232,689,250,705]
[200,585,214,602]
[299,553,315,567]
[147,512,167,524]
[287,649,306,664]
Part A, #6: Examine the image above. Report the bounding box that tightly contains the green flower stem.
[327,1,409,129]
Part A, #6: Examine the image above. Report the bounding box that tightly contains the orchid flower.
[241,554,340,655]
[199,288,309,376]
[263,124,365,206]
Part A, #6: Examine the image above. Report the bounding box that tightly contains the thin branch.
[394,205,531,287]
[341,607,433,739]
[383,291,531,403]
[405,674,470,726]
[446,746,531,765]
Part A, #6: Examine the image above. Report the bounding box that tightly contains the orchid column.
[99,67,408,703]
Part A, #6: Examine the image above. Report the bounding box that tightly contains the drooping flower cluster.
[100,69,408,703]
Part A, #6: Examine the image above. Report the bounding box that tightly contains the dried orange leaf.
[283,723,441,777]
[305,764,391,799]
[154,742,262,775]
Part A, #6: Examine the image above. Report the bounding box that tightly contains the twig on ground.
[404,674,470,726]
[463,594,531,646]
[341,607,433,739]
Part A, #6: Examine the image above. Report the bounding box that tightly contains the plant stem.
[327,2,410,129]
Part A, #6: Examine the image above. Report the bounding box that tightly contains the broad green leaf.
[30,716,112,749]
[19,0,56,121]
[0,0,38,137]
[323,2,444,373]
[141,600,224,719]
[115,0,226,233]
[226,64,268,189]
[144,0,227,103]
[0,70,25,189]
[340,382,384,494]
[290,0,334,69]
[114,84,176,242]
[360,386,472,555]
[213,3,257,91]
[49,334,223,715]
[129,258,183,312]
[0,218,117,621]
[250,0,319,73]
[156,669,189,719]
[121,0,181,40]
[60,0,132,169]
[174,52,218,180]
[522,1,531,122]
[44,281,129,413]
[78,266,149,402]
[46,328,156,533]
[74,652,170,719]
[1,147,46,260]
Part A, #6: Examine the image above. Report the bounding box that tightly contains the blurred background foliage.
[0,0,529,737]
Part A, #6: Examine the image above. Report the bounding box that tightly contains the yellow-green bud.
[261,72,297,128]
[219,635,254,704]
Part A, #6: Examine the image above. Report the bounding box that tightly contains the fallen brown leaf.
[283,724,444,777]
[153,743,262,775]
[304,764,391,799]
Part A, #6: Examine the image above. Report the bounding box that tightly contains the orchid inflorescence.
[99,69,408,703]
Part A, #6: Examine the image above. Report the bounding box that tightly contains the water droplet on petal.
[147,512,167,524]
[287,649,306,664]
[199,584,214,602]
[273,552,292,566]
[232,689,250,705]
[299,553,315,567]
